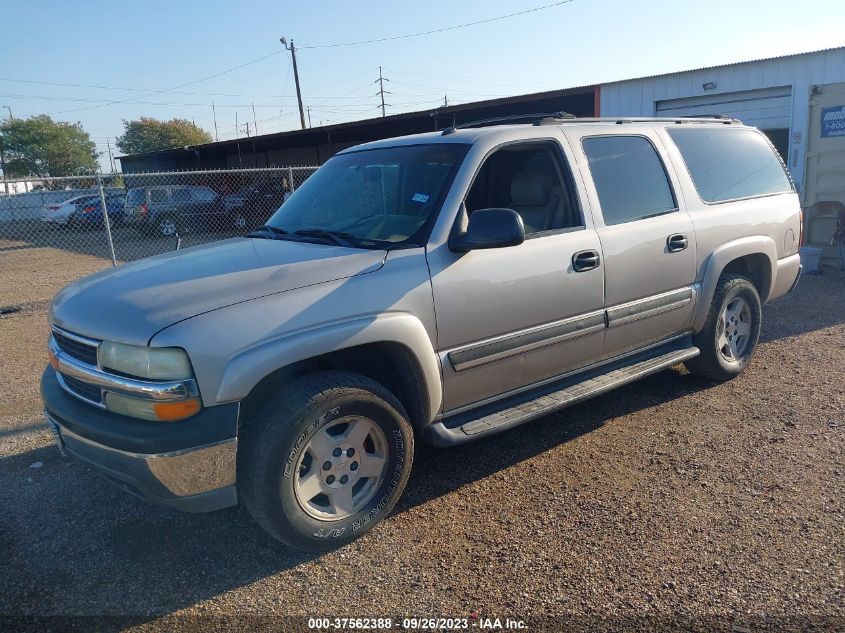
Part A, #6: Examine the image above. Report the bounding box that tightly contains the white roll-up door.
[656,87,792,129]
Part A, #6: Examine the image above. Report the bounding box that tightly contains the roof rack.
[441,111,576,135]
[441,114,741,134]
[558,116,741,125]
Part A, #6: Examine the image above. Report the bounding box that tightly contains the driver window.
[465,143,581,235]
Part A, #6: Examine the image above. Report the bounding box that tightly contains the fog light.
[105,392,201,421]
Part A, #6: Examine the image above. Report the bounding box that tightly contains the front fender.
[215,313,443,421]
[693,235,776,331]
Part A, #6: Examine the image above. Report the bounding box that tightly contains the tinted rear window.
[582,135,677,225]
[667,127,792,203]
[126,189,145,204]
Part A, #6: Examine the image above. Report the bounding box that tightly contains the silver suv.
[42,116,802,550]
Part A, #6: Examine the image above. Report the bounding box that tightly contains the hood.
[51,237,386,345]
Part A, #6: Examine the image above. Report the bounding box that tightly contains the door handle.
[667,234,689,252]
[572,249,601,272]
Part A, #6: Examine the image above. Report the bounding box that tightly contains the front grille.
[53,330,98,366]
[62,374,103,404]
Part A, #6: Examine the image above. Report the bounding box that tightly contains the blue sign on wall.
[821,105,845,138]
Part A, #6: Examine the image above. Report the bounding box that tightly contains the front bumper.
[41,367,239,512]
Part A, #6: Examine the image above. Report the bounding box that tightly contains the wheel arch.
[693,236,776,331]
[220,314,442,431]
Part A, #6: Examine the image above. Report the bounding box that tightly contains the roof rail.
[441,111,576,135]
[564,116,742,125]
[440,114,742,135]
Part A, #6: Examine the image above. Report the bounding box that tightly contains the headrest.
[510,169,551,206]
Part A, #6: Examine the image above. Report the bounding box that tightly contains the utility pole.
[375,66,391,117]
[1,107,10,194]
[212,101,219,141]
[252,101,258,136]
[307,107,312,128]
[280,37,306,130]
[106,138,115,173]
[245,122,250,137]
[444,95,448,107]
[235,113,243,167]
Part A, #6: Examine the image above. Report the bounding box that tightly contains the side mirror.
[450,208,525,253]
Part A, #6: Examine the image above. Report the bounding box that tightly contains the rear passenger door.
[567,130,697,358]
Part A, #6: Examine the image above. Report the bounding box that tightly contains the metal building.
[600,47,845,265]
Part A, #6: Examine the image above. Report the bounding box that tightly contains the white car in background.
[40,194,99,225]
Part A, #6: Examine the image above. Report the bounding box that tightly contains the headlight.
[98,341,193,380]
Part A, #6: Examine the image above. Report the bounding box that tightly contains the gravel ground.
[1,247,843,632]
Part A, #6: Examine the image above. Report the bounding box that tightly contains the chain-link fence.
[0,166,317,310]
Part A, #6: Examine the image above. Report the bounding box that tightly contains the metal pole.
[378,67,386,117]
[0,135,7,195]
[286,39,306,130]
[106,138,115,173]
[252,102,258,136]
[288,166,295,192]
[307,107,312,128]
[212,101,219,141]
[97,174,117,266]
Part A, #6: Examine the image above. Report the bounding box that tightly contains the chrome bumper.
[45,410,237,512]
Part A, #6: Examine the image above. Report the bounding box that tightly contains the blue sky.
[1,0,843,164]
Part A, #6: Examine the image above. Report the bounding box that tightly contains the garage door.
[656,86,792,128]
[802,81,845,267]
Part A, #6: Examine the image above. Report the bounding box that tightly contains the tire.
[238,371,414,551]
[685,274,762,381]
[156,213,180,237]
[231,212,248,232]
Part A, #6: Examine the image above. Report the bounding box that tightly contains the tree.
[116,117,212,155]
[0,115,99,177]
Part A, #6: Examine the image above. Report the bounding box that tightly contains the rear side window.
[170,188,192,203]
[582,136,676,225]
[150,189,169,203]
[190,187,217,202]
[667,127,793,203]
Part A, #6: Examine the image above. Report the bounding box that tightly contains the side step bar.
[424,342,699,446]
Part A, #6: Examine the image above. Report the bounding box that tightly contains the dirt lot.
[1,245,843,632]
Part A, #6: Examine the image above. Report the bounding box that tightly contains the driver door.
[427,139,606,413]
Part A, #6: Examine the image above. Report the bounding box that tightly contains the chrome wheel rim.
[717,296,752,362]
[293,416,389,521]
[159,218,177,236]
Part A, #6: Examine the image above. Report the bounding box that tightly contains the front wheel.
[238,371,414,551]
[685,274,762,381]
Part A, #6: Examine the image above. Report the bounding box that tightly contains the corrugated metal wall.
[600,48,845,189]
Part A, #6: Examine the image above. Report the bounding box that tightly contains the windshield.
[265,144,468,245]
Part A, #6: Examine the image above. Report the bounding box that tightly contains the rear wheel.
[156,214,179,237]
[238,371,414,551]
[685,274,762,381]
[232,213,248,232]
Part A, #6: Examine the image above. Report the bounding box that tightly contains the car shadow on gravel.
[760,271,845,343]
[0,367,709,620]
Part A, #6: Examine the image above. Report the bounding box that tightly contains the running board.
[424,342,699,446]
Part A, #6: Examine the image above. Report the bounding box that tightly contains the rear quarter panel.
[655,125,801,301]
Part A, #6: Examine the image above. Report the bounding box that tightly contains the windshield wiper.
[293,228,354,247]
[246,225,288,239]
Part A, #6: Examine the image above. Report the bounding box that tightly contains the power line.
[298,0,575,49]
[48,49,283,116]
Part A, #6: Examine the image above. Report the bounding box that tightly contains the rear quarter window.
[667,127,793,203]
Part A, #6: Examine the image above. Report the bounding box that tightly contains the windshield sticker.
[411,193,430,204]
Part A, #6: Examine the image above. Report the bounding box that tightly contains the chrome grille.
[53,330,98,366]
[61,375,103,404]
